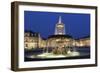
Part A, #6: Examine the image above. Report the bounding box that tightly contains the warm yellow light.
[56,39,60,41]
[57,25,64,28]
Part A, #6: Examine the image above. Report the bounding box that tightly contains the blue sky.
[24,11,90,39]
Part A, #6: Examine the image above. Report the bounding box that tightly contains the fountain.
[37,41,80,58]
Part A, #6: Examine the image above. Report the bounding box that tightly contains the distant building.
[75,36,90,47]
[24,31,39,49]
[55,16,66,35]
[24,31,46,49]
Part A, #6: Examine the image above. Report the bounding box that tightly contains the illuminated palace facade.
[24,16,90,50]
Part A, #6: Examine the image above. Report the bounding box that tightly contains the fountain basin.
[27,51,80,59]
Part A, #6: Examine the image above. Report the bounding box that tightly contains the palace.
[24,16,90,52]
[24,31,46,49]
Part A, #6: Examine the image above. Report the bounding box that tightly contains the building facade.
[75,37,90,47]
[24,31,46,50]
[24,16,90,50]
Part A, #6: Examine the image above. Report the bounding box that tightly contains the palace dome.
[48,34,72,39]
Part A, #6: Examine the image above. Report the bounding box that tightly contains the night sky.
[24,11,90,39]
